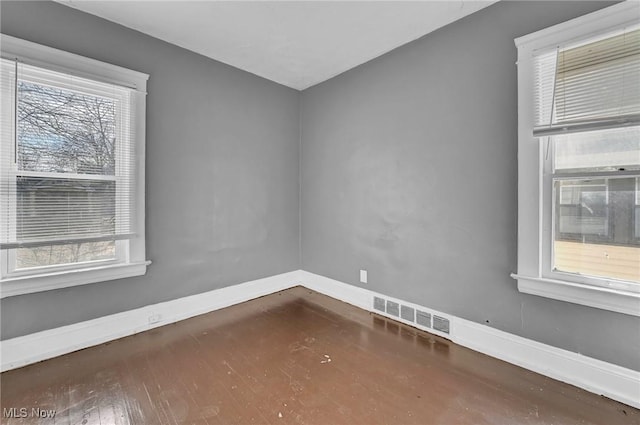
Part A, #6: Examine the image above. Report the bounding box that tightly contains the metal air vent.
[400,305,415,322]
[386,301,400,317]
[374,297,386,312]
[416,310,431,328]
[433,315,450,334]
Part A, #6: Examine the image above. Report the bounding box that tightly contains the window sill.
[0,261,151,299]
[511,273,640,317]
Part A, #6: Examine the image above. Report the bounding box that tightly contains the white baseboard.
[0,270,301,372]
[2,269,638,410]
[298,270,640,410]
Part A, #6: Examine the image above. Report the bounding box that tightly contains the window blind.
[533,27,640,137]
[0,59,138,249]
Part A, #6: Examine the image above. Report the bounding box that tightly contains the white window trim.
[0,34,150,298]
[512,1,640,317]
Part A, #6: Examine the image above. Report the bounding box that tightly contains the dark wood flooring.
[1,287,637,425]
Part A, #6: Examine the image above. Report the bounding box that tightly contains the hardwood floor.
[1,287,637,425]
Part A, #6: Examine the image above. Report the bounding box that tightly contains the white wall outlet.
[148,313,162,324]
[360,269,368,284]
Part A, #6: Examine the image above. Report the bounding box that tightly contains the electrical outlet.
[148,313,162,324]
[360,269,368,284]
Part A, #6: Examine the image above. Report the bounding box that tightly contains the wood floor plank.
[1,287,637,425]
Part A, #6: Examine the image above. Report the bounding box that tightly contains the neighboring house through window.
[513,1,640,316]
[0,35,149,297]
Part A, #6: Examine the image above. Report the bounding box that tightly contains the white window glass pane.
[554,178,640,283]
[17,80,116,175]
[553,126,640,172]
[16,241,116,269]
[17,177,116,242]
[556,180,608,236]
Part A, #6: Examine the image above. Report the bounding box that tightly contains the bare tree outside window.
[15,80,118,268]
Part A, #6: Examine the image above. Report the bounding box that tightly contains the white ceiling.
[57,1,497,90]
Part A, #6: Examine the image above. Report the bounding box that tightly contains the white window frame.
[0,35,150,298]
[512,1,640,317]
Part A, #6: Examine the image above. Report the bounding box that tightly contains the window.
[0,35,149,297]
[513,2,640,316]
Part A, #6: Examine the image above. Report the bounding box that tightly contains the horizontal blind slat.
[533,27,640,132]
[1,58,138,246]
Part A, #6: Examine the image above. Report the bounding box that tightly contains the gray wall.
[300,1,640,371]
[1,1,300,339]
[2,0,638,373]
